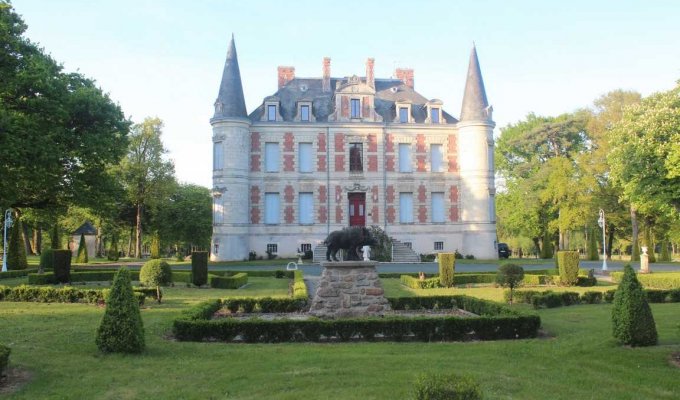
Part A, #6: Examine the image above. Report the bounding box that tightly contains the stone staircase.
[313,239,421,263]
[391,239,421,262]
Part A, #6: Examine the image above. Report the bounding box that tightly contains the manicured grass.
[1,276,679,399]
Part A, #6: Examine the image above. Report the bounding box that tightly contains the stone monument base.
[309,261,391,318]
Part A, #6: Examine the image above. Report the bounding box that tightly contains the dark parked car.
[498,243,511,259]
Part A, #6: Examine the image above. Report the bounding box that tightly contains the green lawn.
[1,278,679,399]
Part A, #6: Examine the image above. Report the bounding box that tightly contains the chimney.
[322,57,331,92]
[395,68,414,89]
[277,66,295,89]
[366,58,375,89]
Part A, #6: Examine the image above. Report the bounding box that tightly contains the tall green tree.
[0,3,130,212]
[118,118,175,258]
[153,183,212,254]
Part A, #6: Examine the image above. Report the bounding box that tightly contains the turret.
[211,35,251,261]
[457,45,498,259]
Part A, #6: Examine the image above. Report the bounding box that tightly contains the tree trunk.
[95,220,103,258]
[630,206,639,261]
[19,212,34,255]
[33,224,42,255]
[127,227,134,258]
[532,237,541,258]
[607,225,615,260]
[135,203,143,258]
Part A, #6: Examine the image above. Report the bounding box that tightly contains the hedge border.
[0,284,145,305]
[0,268,38,280]
[611,272,680,290]
[172,295,540,343]
[209,272,248,289]
[509,288,680,308]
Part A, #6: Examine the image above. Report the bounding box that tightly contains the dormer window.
[262,99,282,122]
[295,101,314,122]
[394,101,412,123]
[430,107,440,123]
[267,105,277,121]
[351,99,361,118]
[399,107,409,123]
[300,105,310,121]
[425,99,443,124]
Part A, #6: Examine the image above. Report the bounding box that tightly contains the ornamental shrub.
[557,251,580,286]
[0,343,9,377]
[50,222,61,249]
[540,231,553,259]
[191,251,209,286]
[413,372,483,400]
[496,263,524,303]
[95,268,145,353]
[53,250,72,283]
[150,233,160,259]
[39,248,55,273]
[140,259,172,303]
[438,253,455,288]
[7,216,28,270]
[75,233,88,264]
[612,264,658,347]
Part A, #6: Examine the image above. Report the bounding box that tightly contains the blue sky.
[13,0,680,188]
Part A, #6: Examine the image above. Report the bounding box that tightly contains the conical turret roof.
[460,45,491,122]
[213,35,247,119]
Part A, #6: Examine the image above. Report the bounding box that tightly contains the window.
[213,197,223,224]
[399,107,409,123]
[399,143,412,172]
[431,107,440,123]
[431,192,445,223]
[299,143,313,173]
[213,242,219,255]
[266,243,278,255]
[299,192,314,224]
[399,192,413,223]
[213,141,223,170]
[349,143,363,172]
[430,144,443,172]
[264,193,280,224]
[265,142,280,172]
[300,243,312,253]
[434,241,444,251]
[267,105,277,121]
[300,105,310,121]
[351,98,361,118]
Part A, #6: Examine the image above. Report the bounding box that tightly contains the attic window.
[399,107,409,123]
[300,105,310,121]
[351,99,361,118]
[431,107,440,123]
[267,105,277,121]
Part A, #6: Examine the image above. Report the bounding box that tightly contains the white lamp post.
[2,209,14,272]
[597,209,608,271]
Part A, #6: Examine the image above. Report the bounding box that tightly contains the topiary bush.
[557,251,579,286]
[7,215,28,270]
[50,222,61,249]
[53,250,72,283]
[140,259,172,303]
[191,251,209,287]
[438,253,455,288]
[587,227,600,261]
[150,233,160,259]
[612,264,658,347]
[39,248,55,273]
[95,267,145,353]
[496,263,524,303]
[75,233,88,264]
[413,372,483,400]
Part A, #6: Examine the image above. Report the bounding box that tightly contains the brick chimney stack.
[277,66,295,89]
[395,68,414,89]
[366,58,375,89]
[322,57,331,92]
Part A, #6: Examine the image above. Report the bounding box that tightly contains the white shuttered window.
[265,142,280,172]
[264,193,280,224]
[213,142,223,170]
[430,144,443,172]
[399,143,412,172]
[431,192,445,223]
[399,193,413,223]
[299,192,314,224]
[299,143,313,173]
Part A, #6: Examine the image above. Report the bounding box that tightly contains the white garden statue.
[362,245,371,261]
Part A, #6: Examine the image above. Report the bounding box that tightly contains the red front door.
[348,193,366,226]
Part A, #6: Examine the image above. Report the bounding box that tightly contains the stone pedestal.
[309,261,391,318]
[640,254,650,273]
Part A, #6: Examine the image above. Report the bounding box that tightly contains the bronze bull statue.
[324,226,377,261]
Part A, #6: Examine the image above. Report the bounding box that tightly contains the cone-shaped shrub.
[496,263,524,303]
[612,264,658,347]
[150,233,160,259]
[438,253,455,288]
[191,251,209,287]
[7,217,28,270]
[96,267,145,353]
[557,251,580,286]
[140,259,172,303]
[50,223,61,249]
[75,233,88,263]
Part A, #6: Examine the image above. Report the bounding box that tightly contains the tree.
[75,233,88,264]
[150,232,161,259]
[6,212,27,270]
[496,263,524,303]
[118,118,175,258]
[154,184,211,255]
[611,264,657,346]
[95,268,145,353]
[140,259,172,303]
[0,3,130,212]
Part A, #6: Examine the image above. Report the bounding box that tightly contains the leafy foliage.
[367,225,393,261]
[95,268,145,353]
[496,263,524,303]
[6,214,27,270]
[39,248,54,273]
[75,233,88,264]
[438,253,455,288]
[413,372,483,400]
[611,264,658,346]
[150,233,161,259]
[140,259,172,288]
[557,251,580,286]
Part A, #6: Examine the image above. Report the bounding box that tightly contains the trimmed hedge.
[208,270,294,278]
[510,288,680,308]
[557,251,580,286]
[191,251,209,286]
[401,275,440,289]
[414,373,482,400]
[53,250,72,283]
[292,270,308,300]
[210,272,248,289]
[438,253,455,288]
[0,284,145,305]
[39,249,55,272]
[222,297,308,314]
[0,268,38,280]
[611,272,680,289]
[0,343,9,377]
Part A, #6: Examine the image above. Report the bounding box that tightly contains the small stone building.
[70,222,97,259]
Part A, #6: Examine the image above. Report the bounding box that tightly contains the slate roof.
[213,35,248,120]
[459,45,490,122]
[72,221,97,235]
[248,76,458,124]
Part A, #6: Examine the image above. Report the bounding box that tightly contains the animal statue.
[324,226,378,261]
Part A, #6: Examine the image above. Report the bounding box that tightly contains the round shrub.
[95,268,145,353]
[140,259,172,287]
[496,263,524,303]
[413,372,482,400]
[612,264,658,347]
